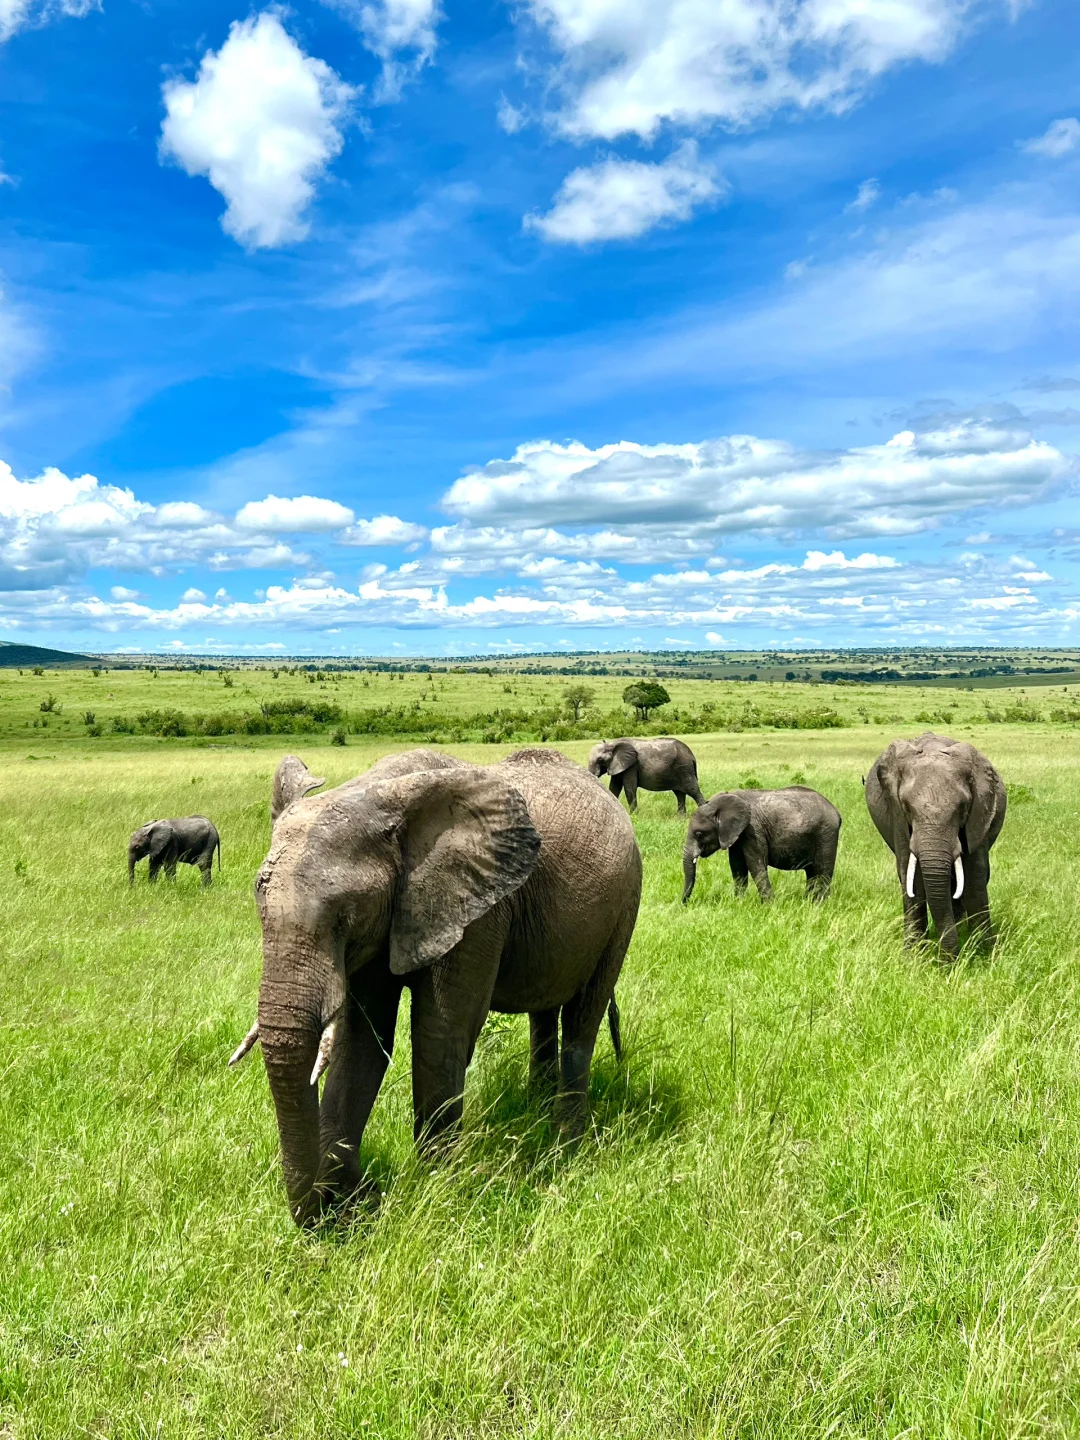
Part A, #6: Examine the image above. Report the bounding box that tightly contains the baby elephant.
[128,816,221,887]
[682,786,841,903]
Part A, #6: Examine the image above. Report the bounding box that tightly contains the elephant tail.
[607,994,622,1063]
[216,836,222,872]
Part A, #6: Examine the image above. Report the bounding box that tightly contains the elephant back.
[490,751,641,1008]
[493,750,640,894]
[634,737,685,786]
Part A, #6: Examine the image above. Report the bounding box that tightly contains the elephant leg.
[555,914,633,1140]
[164,859,178,881]
[728,848,749,895]
[807,830,839,901]
[199,857,213,887]
[148,858,162,884]
[320,965,404,1198]
[529,1008,559,1094]
[622,774,639,811]
[689,784,705,807]
[608,775,624,805]
[961,848,993,948]
[409,912,507,1147]
[743,839,773,902]
[674,790,687,814]
[805,866,829,901]
[749,864,773,902]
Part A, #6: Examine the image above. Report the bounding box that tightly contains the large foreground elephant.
[865,732,1006,959]
[682,786,841,902]
[128,816,220,886]
[588,737,704,813]
[236,748,641,1225]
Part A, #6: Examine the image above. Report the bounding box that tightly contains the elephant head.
[681,794,750,901]
[254,764,541,1224]
[588,740,637,779]
[866,733,1005,957]
[271,755,326,825]
[128,820,166,882]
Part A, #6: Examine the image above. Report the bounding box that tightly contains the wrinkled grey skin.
[253,748,641,1226]
[588,737,705,813]
[865,731,1006,960]
[682,786,841,903]
[128,816,220,887]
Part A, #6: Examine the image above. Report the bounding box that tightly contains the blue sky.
[0,0,1078,656]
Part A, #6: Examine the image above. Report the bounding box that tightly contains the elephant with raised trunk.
[128,816,220,887]
[234,749,641,1226]
[588,737,704,814]
[865,732,1006,960]
[682,787,841,903]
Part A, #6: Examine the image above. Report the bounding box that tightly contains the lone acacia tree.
[623,680,671,722]
[564,683,595,722]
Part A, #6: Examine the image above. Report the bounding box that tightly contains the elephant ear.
[607,740,638,777]
[272,755,326,823]
[864,752,902,852]
[380,768,542,975]
[147,821,173,859]
[963,750,1005,851]
[713,794,751,849]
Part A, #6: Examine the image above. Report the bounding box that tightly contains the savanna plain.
[2,666,1080,1438]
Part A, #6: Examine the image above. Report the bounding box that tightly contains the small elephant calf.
[682,786,841,903]
[128,816,221,887]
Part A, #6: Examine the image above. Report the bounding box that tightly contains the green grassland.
[5,663,1080,750]
[2,717,1080,1437]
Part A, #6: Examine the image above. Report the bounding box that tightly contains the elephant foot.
[553,1093,588,1144]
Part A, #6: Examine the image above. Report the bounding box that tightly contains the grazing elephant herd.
[127,728,1006,1225]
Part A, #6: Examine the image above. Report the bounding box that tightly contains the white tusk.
[905,852,917,898]
[692,855,699,866]
[228,1020,259,1067]
[310,1020,337,1087]
[953,856,964,900]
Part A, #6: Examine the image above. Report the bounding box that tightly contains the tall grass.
[0,729,1077,1436]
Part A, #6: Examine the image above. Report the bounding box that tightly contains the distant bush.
[130,703,343,738]
[259,698,343,724]
[1007,782,1036,805]
[984,703,1042,723]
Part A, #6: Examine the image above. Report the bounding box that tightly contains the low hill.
[0,641,97,668]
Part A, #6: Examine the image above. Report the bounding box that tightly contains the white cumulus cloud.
[338,514,429,545]
[1022,117,1080,159]
[159,13,354,249]
[521,0,987,141]
[526,143,722,244]
[442,424,1071,540]
[233,494,355,533]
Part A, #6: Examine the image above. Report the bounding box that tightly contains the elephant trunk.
[127,845,138,885]
[681,843,699,902]
[257,933,340,1226]
[912,826,960,959]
